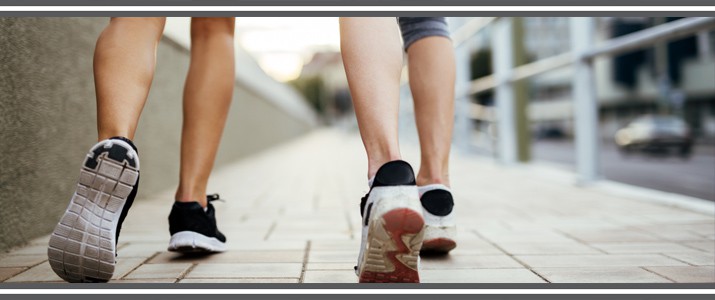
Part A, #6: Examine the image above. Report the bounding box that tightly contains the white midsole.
[422,205,457,242]
[168,231,227,252]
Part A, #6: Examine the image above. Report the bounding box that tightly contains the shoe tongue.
[174,201,205,211]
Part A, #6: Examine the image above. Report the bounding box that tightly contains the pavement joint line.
[120,251,162,280]
[5,257,49,278]
[298,241,311,283]
[625,224,688,243]
[250,186,274,208]
[470,229,551,283]
[344,210,355,240]
[1,267,29,283]
[552,229,609,254]
[501,204,536,222]
[499,220,513,230]
[176,263,199,283]
[659,253,699,267]
[641,266,679,283]
[263,221,277,241]
[680,243,713,253]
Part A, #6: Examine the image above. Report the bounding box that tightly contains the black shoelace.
[207,193,225,203]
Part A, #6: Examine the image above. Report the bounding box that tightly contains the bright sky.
[164,17,341,82]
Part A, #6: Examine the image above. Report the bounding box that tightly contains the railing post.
[491,18,518,164]
[697,30,713,61]
[570,17,601,183]
[454,32,474,152]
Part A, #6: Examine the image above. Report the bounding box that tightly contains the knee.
[398,17,451,51]
[191,17,235,38]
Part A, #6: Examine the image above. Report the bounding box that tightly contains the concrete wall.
[0,18,317,252]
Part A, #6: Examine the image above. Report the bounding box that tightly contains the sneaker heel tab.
[373,160,416,187]
[421,189,454,216]
[108,136,138,153]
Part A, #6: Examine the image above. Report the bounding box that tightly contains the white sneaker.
[356,160,424,283]
[418,184,457,253]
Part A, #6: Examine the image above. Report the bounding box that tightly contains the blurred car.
[535,127,566,140]
[615,115,693,158]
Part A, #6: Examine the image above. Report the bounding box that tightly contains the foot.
[418,184,457,254]
[48,137,140,283]
[356,160,424,283]
[168,194,227,253]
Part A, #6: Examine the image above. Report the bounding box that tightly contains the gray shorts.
[397,17,451,51]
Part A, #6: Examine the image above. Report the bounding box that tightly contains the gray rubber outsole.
[47,140,139,283]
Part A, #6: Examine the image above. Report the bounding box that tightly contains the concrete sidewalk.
[1,130,713,283]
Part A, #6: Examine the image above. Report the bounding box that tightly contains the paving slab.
[0,267,26,282]
[3,130,713,284]
[305,262,355,271]
[421,254,523,269]
[184,263,303,279]
[147,250,305,264]
[0,255,47,268]
[663,252,715,266]
[533,267,672,283]
[496,242,601,255]
[645,266,715,283]
[590,242,703,254]
[515,254,689,268]
[124,263,192,280]
[420,269,546,283]
[4,262,63,282]
[303,270,357,283]
[179,278,299,283]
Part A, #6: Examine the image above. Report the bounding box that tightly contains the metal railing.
[452,17,715,182]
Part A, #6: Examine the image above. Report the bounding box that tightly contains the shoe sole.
[421,237,457,254]
[168,231,227,253]
[47,140,139,283]
[420,212,457,254]
[358,208,425,283]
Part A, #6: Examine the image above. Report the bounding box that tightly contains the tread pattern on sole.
[48,141,139,283]
[359,208,425,283]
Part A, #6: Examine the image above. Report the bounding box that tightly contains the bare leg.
[175,18,236,207]
[407,37,456,187]
[339,17,404,179]
[94,17,167,141]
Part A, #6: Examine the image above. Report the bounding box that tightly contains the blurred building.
[461,17,715,142]
[528,17,715,141]
[290,51,352,123]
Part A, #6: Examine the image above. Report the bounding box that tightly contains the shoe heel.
[359,208,425,283]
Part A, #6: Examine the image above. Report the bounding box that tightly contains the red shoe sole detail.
[359,208,424,283]
[421,238,457,254]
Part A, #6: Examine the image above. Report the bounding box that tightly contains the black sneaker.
[167,194,227,253]
[48,137,140,283]
[356,160,425,283]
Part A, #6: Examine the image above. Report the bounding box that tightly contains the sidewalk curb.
[590,180,715,216]
[527,161,714,216]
